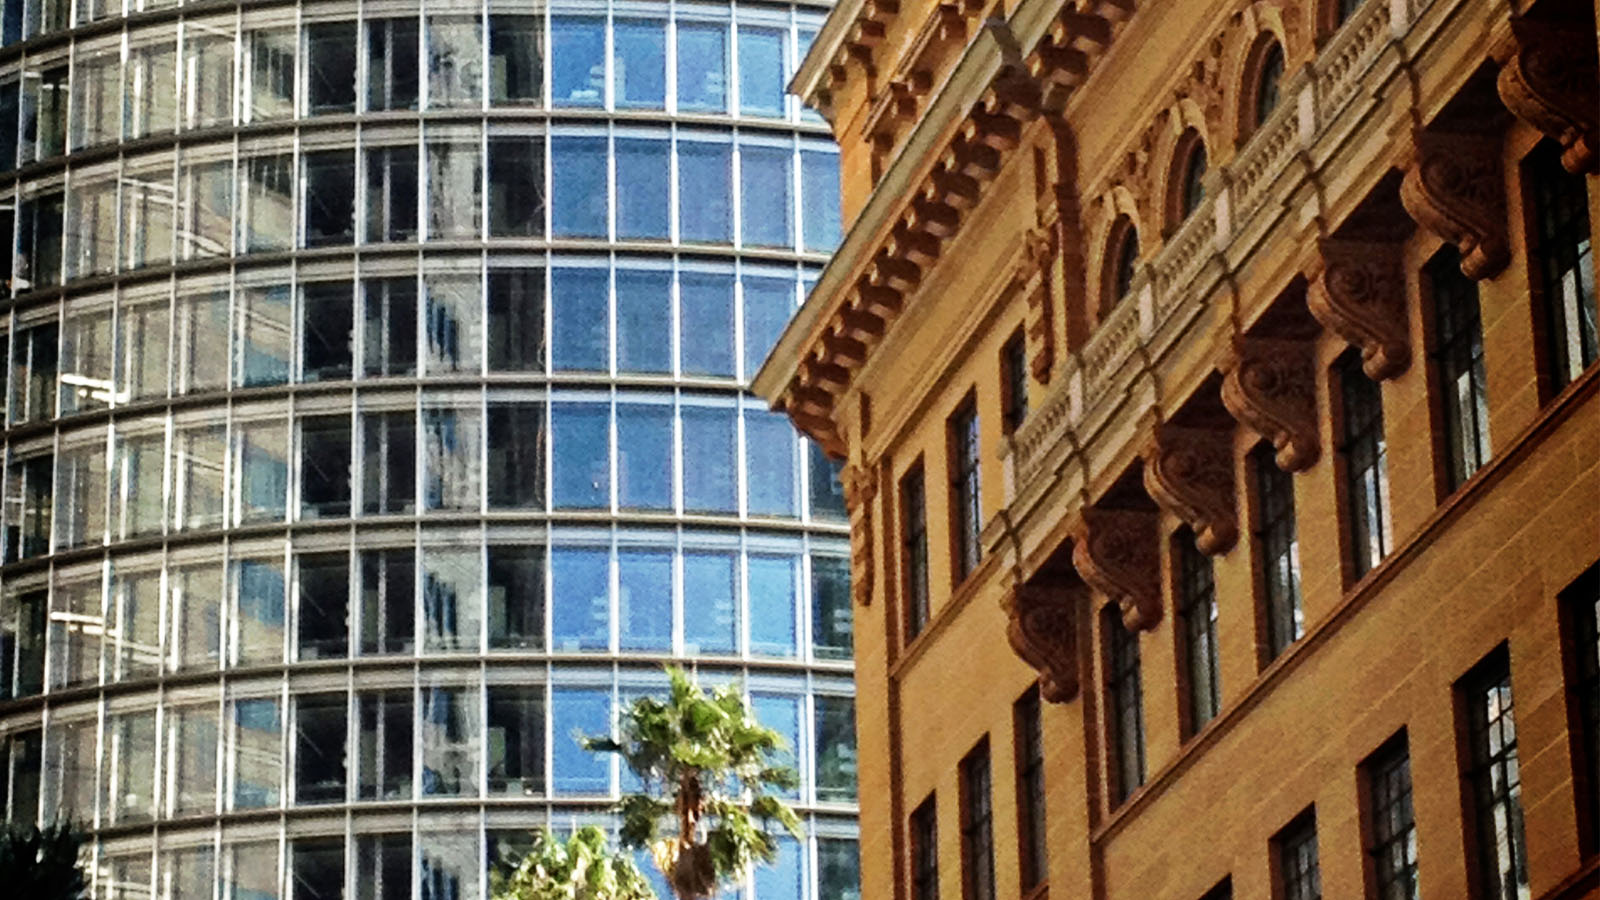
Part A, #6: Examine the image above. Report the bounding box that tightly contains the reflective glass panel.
[488,545,544,650]
[489,137,545,237]
[366,145,419,243]
[487,268,546,371]
[552,268,610,371]
[815,695,857,802]
[615,138,670,240]
[614,21,665,109]
[363,277,418,377]
[358,690,413,799]
[297,552,350,660]
[420,830,479,900]
[231,698,282,809]
[618,547,672,650]
[177,424,226,530]
[487,401,546,509]
[421,686,479,796]
[424,405,483,511]
[426,142,482,239]
[362,410,417,515]
[236,283,292,386]
[552,402,609,508]
[294,693,348,804]
[615,269,672,372]
[551,546,609,651]
[228,841,280,900]
[749,553,798,657]
[551,17,604,107]
[233,558,286,666]
[424,272,483,373]
[680,272,735,376]
[428,16,484,108]
[117,296,169,403]
[423,547,483,652]
[682,550,736,654]
[296,415,350,519]
[746,410,797,516]
[487,685,544,795]
[682,405,736,512]
[308,22,358,114]
[678,142,732,242]
[368,18,421,112]
[104,710,158,824]
[243,152,295,251]
[247,28,296,121]
[552,687,610,794]
[490,15,543,105]
[616,402,673,510]
[753,693,800,800]
[754,836,803,900]
[677,23,727,113]
[237,418,290,523]
[741,144,793,248]
[743,276,793,378]
[168,562,222,672]
[165,704,219,816]
[812,554,852,660]
[110,569,161,681]
[802,151,843,252]
[184,30,234,129]
[738,27,785,117]
[552,135,609,238]
[360,549,416,655]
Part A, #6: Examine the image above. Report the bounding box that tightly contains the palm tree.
[584,666,804,899]
[492,826,657,900]
[0,821,89,899]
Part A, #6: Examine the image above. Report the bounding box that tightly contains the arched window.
[1174,132,1208,224]
[1252,42,1285,132]
[1334,0,1363,27]
[1103,218,1140,314]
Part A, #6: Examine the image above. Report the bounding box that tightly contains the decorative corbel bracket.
[841,464,878,607]
[1004,580,1083,703]
[1071,508,1161,631]
[1142,424,1238,555]
[1219,335,1320,472]
[1400,131,1509,280]
[1306,238,1411,380]
[1491,19,1598,175]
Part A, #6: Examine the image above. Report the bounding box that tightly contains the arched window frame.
[1100,216,1140,318]
[1240,37,1286,141]
[1167,130,1209,230]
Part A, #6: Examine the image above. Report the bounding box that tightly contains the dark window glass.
[903,465,930,640]
[678,142,732,243]
[552,402,609,509]
[677,23,726,113]
[357,834,413,900]
[551,268,609,372]
[616,139,670,240]
[359,549,415,655]
[618,547,672,651]
[1255,444,1303,659]
[616,402,673,510]
[1107,607,1145,805]
[683,550,737,654]
[487,268,545,371]
[4,729,42,826]
[1002,331,1028,434]
[802,150,843,253]
[741,143,792,249]
[551,547,609,651]
[487,686,544,795]
[488,402,546,509]
[817,838,861,900]
[1339,353,1390,579]
[810,442,847,520]
[1461,650,1528,899]
[680,271,736,377]
[292,837,345,900]
[1254,43,1284,129]
[949,399,982,583]
[358,690,412,800]
[613,20,666,109]
[1335,0,1363,25]
[18,191,64,290]
[489,16,542,105]
[1366,734,1418,900]
[616,269,672,373]
[1178,534,1221,734]
[1014,687,1047,892]
[960,741,994,900]
[294,694,347,805]
[1277,812,1321,900]
[6,454,53,561]
[1527,142,1597,392]
[1428,246,1491,490]
[1,79,21,173]
[301,415,352,519]
[10,321,58,422]
[911,795,939,900]
[308,23,357,114]
[365,146,419,243]
[551,17,604,107]
[1563,565,1599,856]
[361,410,416,515]
[1108,221,1138,309]
[8,589,45,696]
[298,552,349,660]
[363,277,418,377]
[303,281,354,381]
[812,554,852,660]
[489,137,545,238]
[682,405,737,512]
[1180,138,1207,219]
[488,545,544,650]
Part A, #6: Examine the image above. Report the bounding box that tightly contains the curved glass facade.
[0,1,856,897]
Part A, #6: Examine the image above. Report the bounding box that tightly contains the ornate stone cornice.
[1072,508,1162,631]
[1219,335,1320,472]
[1490,18,1598,175]
[1003,580,1083,703]
[1400,130,1509,280]
[1142,424,1238,555]
[841,463,879,607]
[1305,237,1411,380]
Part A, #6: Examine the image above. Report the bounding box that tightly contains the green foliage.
[0,821,89,900]
[491,826,657,900]
[584,667,804,899]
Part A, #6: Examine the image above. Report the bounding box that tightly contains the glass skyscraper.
[0,0,856,896]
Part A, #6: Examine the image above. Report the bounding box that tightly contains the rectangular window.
[551,401,610,509]
[489,16,541,105]
[487,401,545,509]
[3,455,49,562]
[1002,332,1030,435]
[552,135,608,238]
[902,464,930,640]
[179,159,233,260]
[246,28,296,121]
[1460,649,1528,899]
[176,423,225,531]
[9,321,57,422]
[234,419,289,525]
[18,191,64,289]
[361,410,416,515]
[1364,733,1417,900]
[911,795,939,900]
[304,150,356,246]
[960,740,995,900]
[357,833,413,900]
[308,22,358,114]
[302,281,354,381]
[231,698,283,809]
[1562,564,1599,857]
[1014,686,1047,892]
[1526,141,1597,392]
[750,554,799,658]
[746,409,798,516]
[421,685,480,796]
[1177,533,1221,734]
[69,48,118,151]
[103,710,157,824]
[294,693,347,805]
[488,545,544,650]
[358,689,412,800]
[487,268,545,371]
[184,30,234,128]
[618,547,672,651]
[236,283,292,386]
[613,20,665,109]
[426,141,482,240]
[1338,353,1390,580]
[948,397,982,584]
[301,415,352,519]
[740,142,793,249]
[615,138,670,240]
[683,550,738,654]
[297,552,349,660]
[551,267,609,372]
[424,273,483,374]
[801,150,843,253]
[615,269,676,374]
[551,546,609,651]
[1428,246,1491,490]
[680,271,736,377]
[242,153,294,252]
[363,277,418,377]
[743,275,794,379]
[360,548,415,654]
[3,728,42,826]
[487,685,544,795]
[65,175,117,280]
[551,687,610,795]
[816,695,857,803]
[616,402,673,510]
[812,554,852,661]
[738,26,785,117]
[1254,444,1303,659]
[28,65,67,161]
[54,442,106,550]
[232,559,286,667]
[1106,607,1145,805]
[488,137,544,238]
[551,17,604,107]
[164,704,218,817]
[423,548,483,652]
[365,145,419,243]
[367,18,420,112]
[122,161,175,270]
[168,564,221,673]
[682,405,737,513]
[676,22,727,113]
[427,16,483,109]
[678,141,732,243]
[1275,811,1321,900]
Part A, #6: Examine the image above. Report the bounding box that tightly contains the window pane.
[176,424,226,530]
[48,579,101,689]
[682,405,736,512]
[168,563,222,672]
[420,831,480,900]
[746,410,797,516]
[362,410,416,515]
[487,686,544,795]
[738,27,785,117]
[358,690,414,801]
[122,162,175,270]
[243,153,294,252]
[816,696,857,802]
[749,554,798,657]
[236,419,290,525]
[552,402,610,508]
[424,272,483,374]
[617,403,673,510]
[678,142,731,242]
[232,698,282,809]
[427,142,482,239]
[165,704,218,816]
[551,546,609,651]
[489,15,542,105]
[488,268,546,371]
[54,443,107,550]
[812,555,852,660]
[741,144,793,248]
[116,296,169,402]
[298,552,350,660]
[233,558,286,666]
[753,693,800,800]
[366,145,419,243]
[103,710,157,824]
[802,151,842,252]
[357,834,413,900]
[818,838,861,900]
[682,550,736,654]
[754,836,802,900]
[292,838,345,900]
[552,687,610,795]
[360,549,415,655]
[179,159,233,260]
[615,138,669,240]
[680,272,735,376]
[489,137,544,237]
[619,547,672,651]
[247,28,296,122]
[809,442,846,519]
[551,17,604,107]
[302,282,354,381]
[299,415,351,519]
[421,686,480,796]
[185,31,234,128]
[615,269,672,373]
[65,176,117,279]
[424,549,483,653]
[236,283,292,386]
[308,22,357,114]
[552,135,609,238]
[368,18,420,112]
[552,268,610,371]
[488,401,546,509]
[363,277,418,377]
[488,545,544,650]
[677,23,727,113]
[294,693,348,805]
[427,16,483,108]
[743,276,793,379]
[229,841,280,900]
[305,149,357,246]
[614,20,665,109]
[109,571,160,681]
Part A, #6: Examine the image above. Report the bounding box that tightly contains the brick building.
[754,0,1600,897]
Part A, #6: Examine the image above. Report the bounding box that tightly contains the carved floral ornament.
[1219,334,1321,472]
[841,463,878,607]
[1490,18,1599,175]
[1142,425,1239,555]
[1306,237,1411,380]
[1399,130,1510,281]
[1004,580,1084,703]
[1071,508,1162,632]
